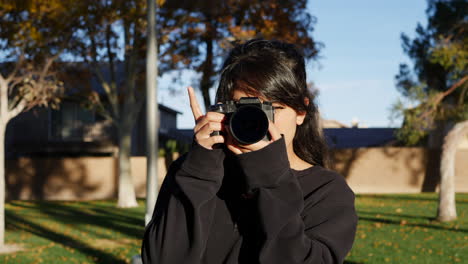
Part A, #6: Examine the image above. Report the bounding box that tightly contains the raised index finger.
[187,86,203,121]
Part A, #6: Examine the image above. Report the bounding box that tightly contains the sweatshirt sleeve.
[236,138,358,264]
[141,142,225,264]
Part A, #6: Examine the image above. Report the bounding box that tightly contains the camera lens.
[229,105,269,145]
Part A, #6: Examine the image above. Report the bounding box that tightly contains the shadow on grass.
[356,194,439,202]
[357,209,434,221]
[357,193,468,204]
[8,201,145,240]
[357,214,468,233]
[6,200,145,263]
[344,261,363,264]
[6,212,127,264]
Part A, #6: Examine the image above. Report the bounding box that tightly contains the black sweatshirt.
[141,138,357,264]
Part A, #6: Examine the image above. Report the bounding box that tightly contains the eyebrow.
[233,98,271,103]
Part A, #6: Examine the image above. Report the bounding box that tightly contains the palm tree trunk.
[437,120,468,221]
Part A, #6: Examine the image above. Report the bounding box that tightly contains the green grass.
[3,199,146,263]
[1,194,467,264]
[346,193,467,264]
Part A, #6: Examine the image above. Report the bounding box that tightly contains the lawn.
[0,193,467,264]
[3,199,146,263]
[347,193,467,264]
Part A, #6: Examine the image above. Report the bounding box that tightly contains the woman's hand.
[226,120,282,155]
[188,86,281,153]
[188,87,225,150]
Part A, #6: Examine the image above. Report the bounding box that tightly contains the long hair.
[215,39,329,167]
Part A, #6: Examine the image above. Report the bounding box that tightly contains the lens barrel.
[229,105,269,145]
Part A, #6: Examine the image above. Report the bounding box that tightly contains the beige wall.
[6,154,176,201]
[331,148,468,193]
[5,148,468,200]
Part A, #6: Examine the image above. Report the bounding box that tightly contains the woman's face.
[231,90,306,153]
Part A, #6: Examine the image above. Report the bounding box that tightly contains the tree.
[392,0,467,221]
[65,0,321,207]
[0,0,77,247]
[158,0,321,110]
[64,0,154,207]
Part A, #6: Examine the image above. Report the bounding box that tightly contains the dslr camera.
[209,97,274,145]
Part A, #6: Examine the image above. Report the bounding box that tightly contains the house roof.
[173,128,398,148]
[159,104,182,115]
[324,128,398,148]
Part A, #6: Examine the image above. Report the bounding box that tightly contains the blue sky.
[159,0,428,129]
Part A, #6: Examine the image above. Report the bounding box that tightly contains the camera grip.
[209,130,224,149]
[210,130,221,137]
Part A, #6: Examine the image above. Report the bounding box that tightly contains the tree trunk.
[0,124,5,246]
[437,120,468,221]
[117,123,138,208]
[200,27,214,111]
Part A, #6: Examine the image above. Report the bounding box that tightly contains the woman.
[141,39,357,264]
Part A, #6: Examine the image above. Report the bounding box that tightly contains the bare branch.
[458,83,468,106]
[91,64,118,120]
[5,54,25,84]
[98,108,115,124]
[89,28,119,120]
[418,75,468,122]
[8,76,25,95]
[0,74,6,91]
[38,53,61,83]
[439,75,468,100]
[92,94,115,124]
[106,24,117,87]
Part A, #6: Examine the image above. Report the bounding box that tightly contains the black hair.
[215,39,329,167]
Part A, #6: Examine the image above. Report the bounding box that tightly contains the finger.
[198,135,225,149]
[206,111,225,122]
[195,122,223,139]
[224,132,243,154]
[188,86,203,121]
[240,140,269,152]
[268,120,282,141]
[225,131,268,153]
[227,144,243,155]
[194,113,225,133]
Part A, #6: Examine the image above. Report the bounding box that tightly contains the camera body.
[209,97,274,145]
